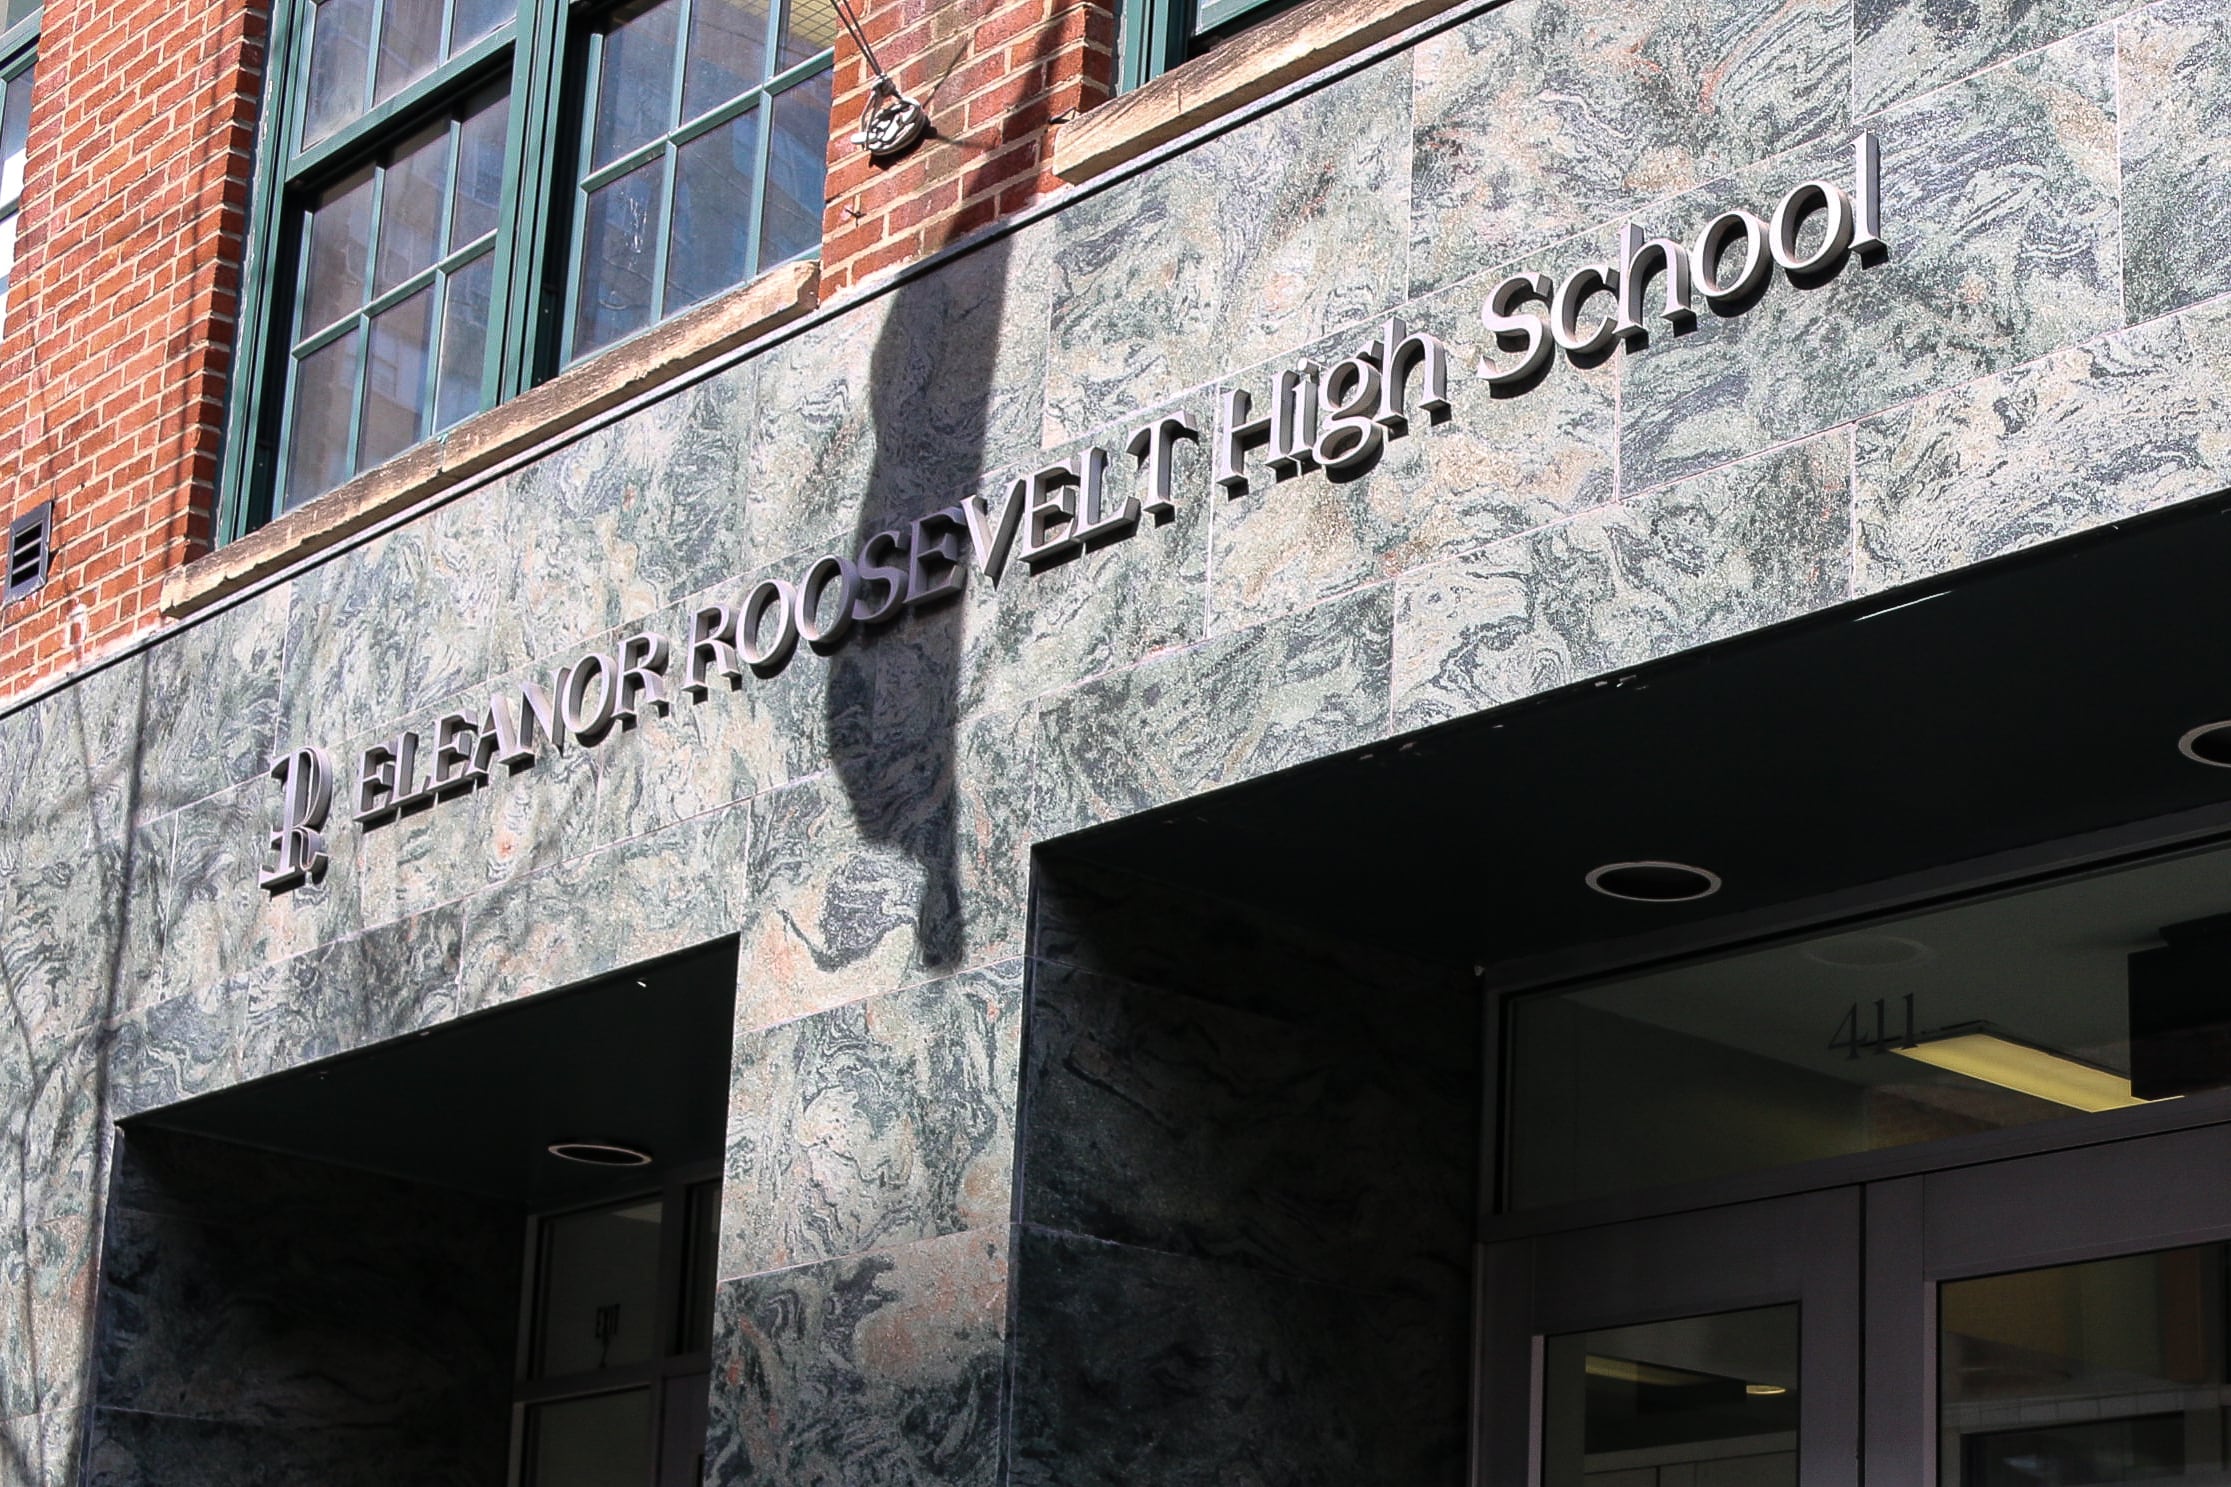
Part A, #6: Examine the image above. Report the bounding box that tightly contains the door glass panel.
[535,1197,663,1377]
[1545,1304,1800,1487]
[527,1387,653,1487]
[1503,840,2231,1210]
[1942,1246,2231,1487]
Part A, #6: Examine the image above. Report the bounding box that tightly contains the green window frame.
[221,0,836,539]
[0,4,38,344]
[1116,0,1302,92]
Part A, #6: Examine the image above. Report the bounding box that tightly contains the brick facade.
[0,0,1116,705]
[818,0,1114,293]
[0,0,264,701]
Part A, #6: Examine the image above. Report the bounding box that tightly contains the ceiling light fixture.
[1583,1355,1717,1388]
[1745,1383,1789,1397]
[2179,721,2231,768]
[547,1139,655,1167]
[1891,1032,2154,1114]
[1585,861,1723,903]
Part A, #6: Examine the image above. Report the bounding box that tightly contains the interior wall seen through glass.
[1508,840,2231,1210]
[1544,1305,1800,1487]
[1942,1245,2231,1487]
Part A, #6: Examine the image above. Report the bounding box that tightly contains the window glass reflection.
[1503,842,2231,1210]
[1943,1246,2231,1487]
[536,1198,663,1378]
[1545,1305,1799,1487]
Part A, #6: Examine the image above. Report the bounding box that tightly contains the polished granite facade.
[6,0,2231,1478]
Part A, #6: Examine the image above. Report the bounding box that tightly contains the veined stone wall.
[3,0,2231,1479]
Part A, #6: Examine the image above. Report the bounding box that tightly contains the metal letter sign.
[257,136,1886,894]
[260,747,333,892]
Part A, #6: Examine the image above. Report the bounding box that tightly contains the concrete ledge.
[1050,0,1455,184]
[163,258,820,620]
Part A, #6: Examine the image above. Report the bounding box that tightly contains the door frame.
[1475,1118,2231,1487]
[1476,1187,1862,1487]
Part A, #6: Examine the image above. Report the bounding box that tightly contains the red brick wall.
[0,0,1112,704]
[0,0,264,702]
[819,0,1116,293]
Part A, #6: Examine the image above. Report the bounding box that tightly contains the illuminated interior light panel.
[1891,1033,2156,1114]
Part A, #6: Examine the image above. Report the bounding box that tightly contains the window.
[516,1177,721,1487]
[0,12,34,344]
[224,0,836,534]
[1116,0,1302,90]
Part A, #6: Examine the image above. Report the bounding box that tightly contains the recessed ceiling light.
[1585,861,1722,903]
[547,1140,654,1167]
[2179,721,2231,768]
[1801,934,1932,969]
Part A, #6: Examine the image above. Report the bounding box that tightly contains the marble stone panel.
[453,804,752,1014]
[1854,300,2231,591]
[130,590,291,825]
[1620,33,2122,494]
[720,961,1023,1280]
[1410,0,1852,296]
[1018,960,1474,1296]
[0,1408,82,1487]
[124,777,366,1016]
[81,1412,501,1487]
[1392,431,1853,730]
[0,794,132,1042]
[1207,281,1618,633]
[1044,58,1412,444]
[1856,0,2139,113]
[91,1207,511,1431]
[274,505,531,752]
[1007,1228,1468,1487]
[820,389,1218,731]
[0,1219,98,1425]
[2120,0,2231,322]
[747,224,1055,561]
[704,1226,1007,1487]
[0,1024,115,1239]
[1030,857,1473,1066]
[1031,585,1395,837]
[115,908,464,1116]
[736,706,1032,1031]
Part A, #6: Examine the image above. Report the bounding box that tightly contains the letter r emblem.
[261,746,334,894]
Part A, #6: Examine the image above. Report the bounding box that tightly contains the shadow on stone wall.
[1010,854,1483,1486]
[824,229,1016,973]
[81,1127,519,1486]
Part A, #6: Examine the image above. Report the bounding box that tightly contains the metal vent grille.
[5,503,52,603]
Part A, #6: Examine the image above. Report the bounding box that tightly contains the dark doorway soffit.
[1052,493,2231,985]
[130,941,737,1207]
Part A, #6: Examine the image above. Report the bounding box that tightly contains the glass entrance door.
[1479,1189,1862,1487]
[1870,1122,2231,1487]
[1488,1124,2231,1487]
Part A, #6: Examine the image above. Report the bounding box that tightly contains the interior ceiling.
[133,941,737,1206]
[1055,494,2231,980]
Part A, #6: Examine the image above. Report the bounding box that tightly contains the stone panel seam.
[1850,6,2129,128]
[732,954,1028,1039]
[713,1219,1011,1286]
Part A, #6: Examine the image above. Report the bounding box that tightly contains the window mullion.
[742,87,770,282]
[495,0,566,398]
[646,0,694,323]
[285,27,514,181]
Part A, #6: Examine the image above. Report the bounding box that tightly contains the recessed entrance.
[1043,490,2231,1487]
[85,942,735,1487]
